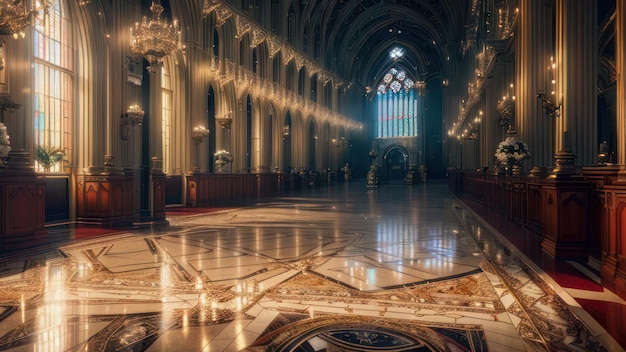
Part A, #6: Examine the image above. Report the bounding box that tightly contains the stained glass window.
[375,68,420,138]
[33,0,73,172]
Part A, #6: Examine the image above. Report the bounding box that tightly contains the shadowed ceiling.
[294,0,469,90]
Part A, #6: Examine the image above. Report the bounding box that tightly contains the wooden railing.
[450,167,626,301]
[186,172,292,206]
[448,170,591,259]
[456,171,542,230]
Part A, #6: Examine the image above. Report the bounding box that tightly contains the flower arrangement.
[214,149,233,171]
[495,137,530,165]
[0,123,11,167]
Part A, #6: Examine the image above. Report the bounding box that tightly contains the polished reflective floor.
[0,180,623,351]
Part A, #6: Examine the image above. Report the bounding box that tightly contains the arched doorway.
[384,147,408,181]
[207,86,216,173]
[308,120,317,171]
[283,113,292,171]
[246,95,252,173]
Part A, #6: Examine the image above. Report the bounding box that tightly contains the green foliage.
[35,145,65,171]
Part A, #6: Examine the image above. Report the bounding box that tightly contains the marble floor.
[0,180,623,351]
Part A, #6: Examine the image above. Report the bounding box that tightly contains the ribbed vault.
[296,0,468,88]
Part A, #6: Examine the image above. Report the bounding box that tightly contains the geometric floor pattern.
[0,180,621,351]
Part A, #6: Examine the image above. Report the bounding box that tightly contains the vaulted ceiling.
[294,0,469,90]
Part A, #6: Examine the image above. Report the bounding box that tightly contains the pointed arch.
[375,67,422,138]
[33,0,77,172]
[308,118,318,171]
[282,111,292,170]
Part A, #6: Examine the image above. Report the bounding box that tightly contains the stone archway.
[384,146,409,181]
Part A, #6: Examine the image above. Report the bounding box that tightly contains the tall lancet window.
[161,65,173,174]
[375,68,419,138]
[33,0,73,172]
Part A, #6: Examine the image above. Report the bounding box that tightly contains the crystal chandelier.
[130,0,179,74]
[0,0,49,38]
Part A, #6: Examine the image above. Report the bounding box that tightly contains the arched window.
[161,65,173,174]
[271,0,280,35]
[287,5,295,45]
[33,0,73,172]
[375,68,419,138]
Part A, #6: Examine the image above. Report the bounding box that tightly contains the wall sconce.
[121,104,144,140]
[192,125,210,144]
[537,90,561,118]
[215,110,232,129]
[537,56,561,118]
[191,125,209,172]
[282,124,290,140]
[497,83,515,129]
[127,104,145,125]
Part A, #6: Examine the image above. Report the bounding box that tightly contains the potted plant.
[35,145,65,172]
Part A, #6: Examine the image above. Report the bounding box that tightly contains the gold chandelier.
[130,0,179,74]
[202,0,220,17]
[0,0,48,38]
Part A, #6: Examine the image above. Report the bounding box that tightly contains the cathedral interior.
[0,0,625,351]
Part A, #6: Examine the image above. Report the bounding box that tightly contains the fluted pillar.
[517,0,555,170]
[149,70,163,161]
[617,0,626,170]
[553,0,597,173]
[537,0,596,259]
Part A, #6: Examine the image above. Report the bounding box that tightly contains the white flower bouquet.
[214,150,233,163]
[0,123,11,167]
[495,137,530,165]
[214,150,233,171]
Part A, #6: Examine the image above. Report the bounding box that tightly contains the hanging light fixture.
[202,0,220,17]
[130,0,179,74]
[0,0,49,39]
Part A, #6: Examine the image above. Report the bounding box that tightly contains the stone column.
[517,0,555,173]
[617,0,626,172]
[551,0,597,176]
[538,0,596,259]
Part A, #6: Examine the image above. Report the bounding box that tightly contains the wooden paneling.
[76,174,133,227]
[186,173,288,206]
[0,172,47,249]
[454,168,626,300]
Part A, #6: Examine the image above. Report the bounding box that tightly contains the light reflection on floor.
[0,180,617,351]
